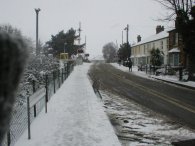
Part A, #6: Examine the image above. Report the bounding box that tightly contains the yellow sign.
[60,53,69,60]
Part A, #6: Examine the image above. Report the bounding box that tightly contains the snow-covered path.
[15,63,121,146]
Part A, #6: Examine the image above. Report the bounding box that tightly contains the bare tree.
[155,0,195,21]
[102,42,117,63]
[155,0,195,80]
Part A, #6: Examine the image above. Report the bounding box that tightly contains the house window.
[174,53,179,66]
[169,53,179,66]
[169,54,173,66]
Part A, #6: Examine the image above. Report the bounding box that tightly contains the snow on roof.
[168,48,180,53]
[132,30,169,47]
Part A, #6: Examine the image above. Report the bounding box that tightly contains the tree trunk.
[188,53,195,81]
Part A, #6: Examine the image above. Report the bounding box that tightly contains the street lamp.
[35,8,41,56]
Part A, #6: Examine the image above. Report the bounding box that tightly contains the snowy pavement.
[14,63,121,146]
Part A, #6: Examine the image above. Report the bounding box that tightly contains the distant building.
[131,25,169,66]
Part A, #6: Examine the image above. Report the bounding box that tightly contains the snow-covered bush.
[16,53,59,104]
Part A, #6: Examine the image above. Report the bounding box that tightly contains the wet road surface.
[89,63,195,145]
[89,63,195,128]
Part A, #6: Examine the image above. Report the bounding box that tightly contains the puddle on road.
[100,91,195,146]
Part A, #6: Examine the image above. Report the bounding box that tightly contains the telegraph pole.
[124,24,131,58]
[122,31,123,45]
[84,35,86,52]
[78,22,82,45]
[124,24,129,45]
[116,40,118,50]
[35,8,41,56]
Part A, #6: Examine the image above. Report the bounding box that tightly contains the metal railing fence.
[1,61,74,146]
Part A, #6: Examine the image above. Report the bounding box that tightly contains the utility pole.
[124,24,129,45]
[78,22,82,45]
[124,24,131,58]
[35,8,41,56]
[84,35,86,52]
[122,31,123,45]
[116,40,118,50]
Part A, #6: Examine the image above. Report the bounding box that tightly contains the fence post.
[27,96,31,139]
[7,129,11,146]
[64,67,66,81]
[61,68,63,83]
[45,75,48,113]
[146,65,147,74]
[179,66,183,81]
[70,63,72,73]
[65,63,67,79]
[67,62,70,76]
[33,105,36,118]
[58,69,60,88]
[32,80,36,118]
[53,71,56,93]
[32,80,35,93]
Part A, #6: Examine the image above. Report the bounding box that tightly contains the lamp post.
[35,8,41,56]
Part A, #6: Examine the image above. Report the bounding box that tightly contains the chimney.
[137,35,141,43]
[156,25,164,34]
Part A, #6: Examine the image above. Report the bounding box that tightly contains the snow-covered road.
[101,91,195,146]
[14,63,121,146]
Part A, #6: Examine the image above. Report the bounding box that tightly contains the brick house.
[168,29,187,67]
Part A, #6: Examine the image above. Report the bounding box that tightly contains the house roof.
[132,28,174,47]
[168,48,180,53]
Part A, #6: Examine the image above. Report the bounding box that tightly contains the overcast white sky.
[0,0,173,58]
